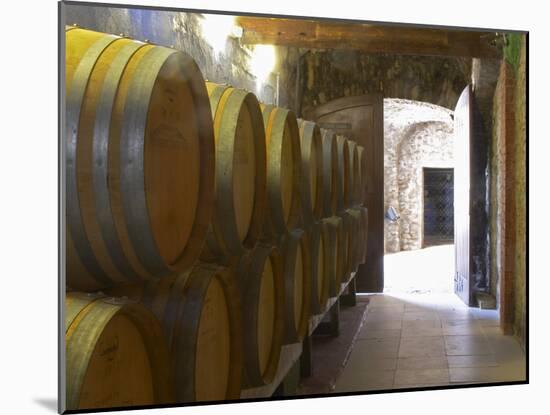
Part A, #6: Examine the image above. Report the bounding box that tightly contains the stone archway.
[287,50,470,117]
[384,99,454,253]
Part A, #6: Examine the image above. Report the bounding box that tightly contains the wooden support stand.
[240,272,357,399]
[340,277,357,307]
[273,359,301,397]
[314,298,340,337]
[300,333,313,378]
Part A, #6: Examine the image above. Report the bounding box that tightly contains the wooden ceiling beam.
[236,17,501,58]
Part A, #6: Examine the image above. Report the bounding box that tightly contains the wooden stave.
[202,82,267,261]
[116,45,215,277]
[308,221,330,314]
[87,39,155,286]
[65,292,173,410]
[260,105,303,242]
[321,216,344,297]
[347,141,361,207]
[281,228,312,344]
[335,135,351,213]
[338,211,352,283]
[318,220,332,309]
[66,30,168,287]
[107,265,243,402]
[66,29,126,290]
[358,206,369,264]
[234,243,285,387]
[173,264,242,402]
[65,27,215,291]
[356,145,366,204]
[320,129,339,217]
[345,208,363,272]
[297,119,324,227]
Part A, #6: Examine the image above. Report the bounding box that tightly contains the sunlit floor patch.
[383,244,455,294]
[334,292,525,393]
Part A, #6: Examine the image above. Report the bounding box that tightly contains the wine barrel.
[335,135,350,212]
[339,212,352,283]
[358,206,369,264]
[347,141,361,207]
[322,216,345,297]
[356,145,366,204]
[309,221,330,314]
[65,292,173,410]
[297,119,324,227]
[320,129,338,217]
[108,264,243,402]
[234,243,285,387]
[346,208,363,272]
[260,105,302,241]
[201,82,267,261]
[281,229,312,343]
[65,27,215,291]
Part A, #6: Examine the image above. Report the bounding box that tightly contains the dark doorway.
[423,167,454,247]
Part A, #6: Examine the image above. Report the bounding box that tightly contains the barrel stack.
[200,82,267,262]
[234,244,285,387]
[64,26,369,411]
[65,292,174,410]
[260,104,303,243]
[65,26,215,292]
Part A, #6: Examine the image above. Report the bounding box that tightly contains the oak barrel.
[281,229,312,343]
[65,27,214,291]
[108,264,243,402]
[358,206,369,264]
[356,145,366,204]
[335,135,350,212]
[234,243,285,387]
[347,141,361,207]
[320,129,338,217]
[297,119,324,227]
[346,208,363,272]
[339,211,352,283]
[309,221,330,314]
[322,216,345,297]
[65,292,173,410]
[202,82,267,261]
[260,105,302,241]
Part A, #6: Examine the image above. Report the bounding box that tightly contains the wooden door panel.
[305,95,384,292]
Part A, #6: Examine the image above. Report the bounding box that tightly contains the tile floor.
[333,292,526,393]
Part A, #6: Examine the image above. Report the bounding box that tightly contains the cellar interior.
[62,3,527,412]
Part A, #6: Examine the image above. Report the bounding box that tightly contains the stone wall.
[65,4,472,117]
[277,49,470,117]
[64,5,282,105]
[490,62,518,322]
[489,34,526,348]
[384,99,454,253]
[513,37,527,349]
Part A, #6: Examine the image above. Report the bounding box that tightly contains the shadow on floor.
[34,398,57,413]
[298,297,370,395]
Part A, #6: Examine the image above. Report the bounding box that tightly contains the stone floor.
[298,296,370,395]
[333,292,526,393]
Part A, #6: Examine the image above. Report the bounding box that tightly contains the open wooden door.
[306,95,384,292]
[453,85,473,306]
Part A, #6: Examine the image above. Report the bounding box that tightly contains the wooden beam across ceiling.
[236,17,501,58]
